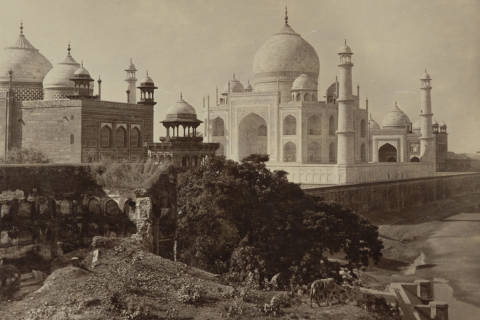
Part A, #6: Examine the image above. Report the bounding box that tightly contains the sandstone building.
[0,25,154,163]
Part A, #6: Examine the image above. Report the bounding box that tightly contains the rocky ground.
[0,236,382,320]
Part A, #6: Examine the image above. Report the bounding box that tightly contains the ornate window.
[130,127,141,148]
[329,142,336,163]
[308,142,321,162]
[100,126,112,148]
[283,142,296,162]
[283,115,296,135]
[257,124,267,136]
[212,117,225,136]
[307,115,321,135]
[115,127,127,147]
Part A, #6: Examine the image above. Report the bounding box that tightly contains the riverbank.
[366,192,480,318]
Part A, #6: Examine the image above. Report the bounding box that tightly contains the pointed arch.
[115,127,127,147]
[329,142,336,163]
[100,126,112,148]
[283,115,296,135]
[304,92,310,101]
[238,113,268,160]
[130,127,141,148]
[283,142,296,162]
[360,119,366,138]
[329,115,336,136]
[307,115,321,135]
[379,143,397,162]
[308,141,321,162]
[212,117,225,136]
[410,156,420,162]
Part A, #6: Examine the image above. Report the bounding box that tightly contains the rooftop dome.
[245,81,253,92]
[43,45,81,89]
[165,94,199,122]
[140,72,155,86]
[223,74,244,93]
[0,24,52,83]
[72,63,92,78]
[381,102,411,128]
[326,81,338,97]
[291,73,316,91]
[369,116,381,130]
[338,40,353,54]
[252,14,319,88]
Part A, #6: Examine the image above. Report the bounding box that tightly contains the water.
[434,278,480,320]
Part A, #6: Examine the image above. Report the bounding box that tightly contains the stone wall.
[304,172,480,216]
[0,164,177,266]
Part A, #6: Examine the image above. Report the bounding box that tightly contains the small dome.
[381,102,411,128]
[74,65,90,77]
[125,58,137,72]
[291,73,316,91]
[43,46,80,89]
[223,74,244,93]
[326,81,338,97]
[338,40,353,54]
[433,119,439,126]
[440,121,447,127]
[140,72,155,86]
[245,81,253,92]
[0,25,52,83]
[165,94,198,122]
[369,117,381,130]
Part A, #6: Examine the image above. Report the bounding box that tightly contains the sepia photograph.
[0,0,479,319]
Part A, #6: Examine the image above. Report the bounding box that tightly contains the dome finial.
[20,21,24,35]
[233,73,236,80]
[146,70,149,77]
[284,5,288,25]
[180,92,183,100]
[67,42,71,56]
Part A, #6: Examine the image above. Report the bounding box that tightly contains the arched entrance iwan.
[379,143,397,162]
[238,113,267,161]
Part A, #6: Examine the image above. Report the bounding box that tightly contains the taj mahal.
[0,8,448,186]
[204,9,447,185]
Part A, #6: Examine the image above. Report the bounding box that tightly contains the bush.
[176,283,203,305]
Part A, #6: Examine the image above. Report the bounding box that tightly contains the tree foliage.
[176,155,383,286]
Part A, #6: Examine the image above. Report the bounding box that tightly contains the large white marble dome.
[252,20,319,92]
[0,28,52,83]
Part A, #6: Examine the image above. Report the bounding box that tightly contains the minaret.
[419,69,434,161]
[336,40,355,165]
[125,58,137,104]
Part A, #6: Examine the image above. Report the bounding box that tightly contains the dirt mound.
[0,237,378,320]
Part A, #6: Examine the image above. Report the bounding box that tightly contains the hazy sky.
[0,0,478,153]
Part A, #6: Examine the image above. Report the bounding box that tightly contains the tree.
[176,155,383,286]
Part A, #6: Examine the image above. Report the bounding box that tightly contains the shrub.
[176,283,203,305]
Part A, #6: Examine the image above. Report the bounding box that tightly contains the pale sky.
[0,0,479,153]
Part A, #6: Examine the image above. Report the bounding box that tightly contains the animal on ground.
[310,278,339,307]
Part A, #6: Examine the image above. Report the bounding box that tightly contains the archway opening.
[283,142,296,162]
[238,113,267,160]
[379,143,397,162]
[410,156,420,162]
